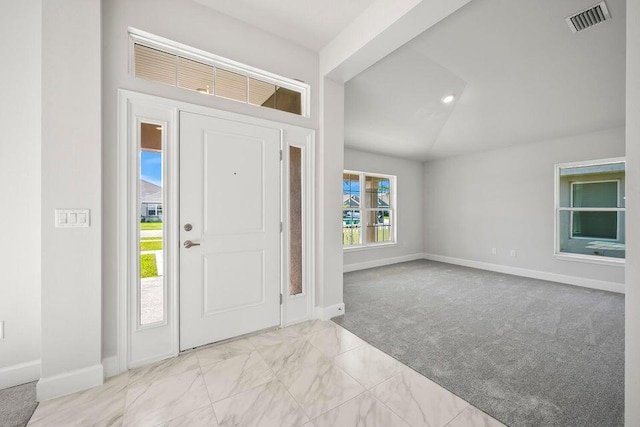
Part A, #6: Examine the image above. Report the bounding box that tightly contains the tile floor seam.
[278,377,314,426]
[128,357,201,390]
[272,353,364,420]
[328,359,367,394]
[198,359,221,425]
[442,402,471,427]
[122,369,209,426]
[209,346,309,425]
[148,402,213,427]
[369,391,414,427]
[303,324,368,358]
[304,389,370,426]
[258,349,311,424]
[368,373,416,427]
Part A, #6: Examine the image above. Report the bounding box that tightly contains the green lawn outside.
[140,254,158,278]
[141,240,163,251]
[140,222,163,230]
[141,236,162,241]
[343,227,390,245]
[343,227,361,245]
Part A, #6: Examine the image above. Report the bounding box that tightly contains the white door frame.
[116,89,315,375]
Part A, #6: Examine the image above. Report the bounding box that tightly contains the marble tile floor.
[28,320,505,427]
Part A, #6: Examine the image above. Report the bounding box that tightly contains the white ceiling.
[345,0,626,160]
[192,0,376,51]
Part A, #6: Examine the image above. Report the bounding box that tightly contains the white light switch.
[56,209,90,227]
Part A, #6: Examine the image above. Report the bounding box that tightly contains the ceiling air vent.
[566,1,611,33]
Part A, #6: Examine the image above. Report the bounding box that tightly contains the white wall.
[39,0,103,400]
[423,127,625,287]
[317,77,345,313]
[0,0,42,389]
[343,148,424,270]
[626,0,640,423]
[101,0,320,359]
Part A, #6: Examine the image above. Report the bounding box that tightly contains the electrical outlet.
[0,321,4,340]
[510,249,517,257]
[491,248,497,255]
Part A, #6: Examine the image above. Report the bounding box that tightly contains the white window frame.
[554,157,625,266]
[343,170,397,250]
[128,28,311,118]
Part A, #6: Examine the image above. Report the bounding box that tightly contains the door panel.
[180,112,281,350]
[203,250,265,315]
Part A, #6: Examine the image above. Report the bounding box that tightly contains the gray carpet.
[0,382,38,427]
[334,260,624,427]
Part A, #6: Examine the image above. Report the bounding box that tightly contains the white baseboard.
[37,363,104,401]
[0,359,40,390]
[315,303,346,320]
[423,253,625,294]
[102,356,120,379]
[344,253,424,273]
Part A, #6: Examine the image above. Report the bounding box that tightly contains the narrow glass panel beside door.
[140,122,165,325]
[290,146,303,295]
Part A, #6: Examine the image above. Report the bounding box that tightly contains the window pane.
[559,211,625,258]
[343,210,361,245]
[572,182,618,208]
[572,211,618,239]
[366,210,392,243]
[559,162,624,208]
[134,44,176,86]
[249,78,276,108]
[343,173,360,208]
[365,176,391,209]
[140,122,164,325]
[215,68,248,102]
[275,87,302,115]
[289,146,302,295]
[177,57,213,94]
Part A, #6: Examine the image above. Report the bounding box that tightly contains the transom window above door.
[129,29,309,117]
[343,170,396,248]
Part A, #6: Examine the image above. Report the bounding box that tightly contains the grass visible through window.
[140,222,163,230]
[140,254,158,278]
[343,227,390,245]
[140,240,163,251]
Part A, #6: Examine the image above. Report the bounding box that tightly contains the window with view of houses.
[343,171,395,248]
[556,159,625,262]
[141,180,163,222]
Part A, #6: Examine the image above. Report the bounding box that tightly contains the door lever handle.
[184,240,201,248]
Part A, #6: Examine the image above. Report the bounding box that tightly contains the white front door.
[179,112,282,350]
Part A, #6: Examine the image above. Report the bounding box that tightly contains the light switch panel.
[56,209,90,227]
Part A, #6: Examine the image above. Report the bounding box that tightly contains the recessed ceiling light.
[441,94,455,104]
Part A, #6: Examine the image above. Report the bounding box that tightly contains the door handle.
[184,240,201,248]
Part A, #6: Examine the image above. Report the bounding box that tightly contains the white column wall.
[625,0,640,424]
[316,77,345,315]
[39,0,103,400]
[0,0,42,389]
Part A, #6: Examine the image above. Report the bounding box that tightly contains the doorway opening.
[117,90,315,374]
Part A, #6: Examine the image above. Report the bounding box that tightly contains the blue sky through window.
[141,150,162,186]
